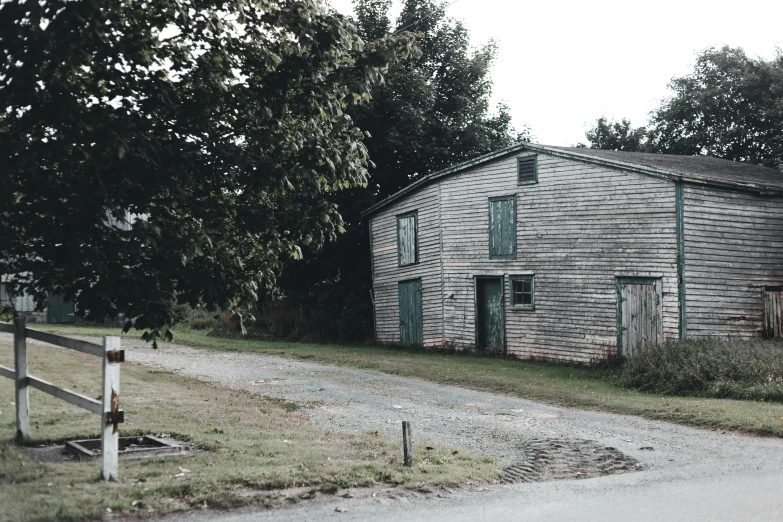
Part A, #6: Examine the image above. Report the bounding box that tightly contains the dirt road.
[120,341,783,521]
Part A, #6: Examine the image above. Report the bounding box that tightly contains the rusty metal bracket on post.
[104,410,125,426]
[106,350,125,363]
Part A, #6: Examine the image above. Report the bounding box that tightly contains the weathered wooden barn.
[363,143,783,362]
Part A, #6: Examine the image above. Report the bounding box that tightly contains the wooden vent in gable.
[517,155,538,185]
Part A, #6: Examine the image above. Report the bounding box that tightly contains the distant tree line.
[581,46,783,170]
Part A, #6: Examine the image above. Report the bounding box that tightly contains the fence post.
[402,420,413,467]
[100,336,121,481]
[13,316,29,442]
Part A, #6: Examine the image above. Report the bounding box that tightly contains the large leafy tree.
[583,47,783,169]
[0,0,415,342]
[581,117,648,152]
[271,0,527,340]
[648,46,783,168]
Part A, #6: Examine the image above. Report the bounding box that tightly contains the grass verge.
[0,339,498,522]
[31,324,783,439]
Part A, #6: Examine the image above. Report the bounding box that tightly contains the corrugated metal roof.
[362,143,783,217]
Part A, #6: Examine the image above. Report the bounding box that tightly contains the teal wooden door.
[616,278,661,357]
[476,277,505,353]
[47,294,75,324]
[399,280,423,346]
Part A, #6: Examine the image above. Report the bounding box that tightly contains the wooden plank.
[101,336,121,481]
[25,328,104,357]
[0,322,13,334]
[26,375,102,415]
[14,317,29,441]
[0,364,13,380]
[372,244,396,253]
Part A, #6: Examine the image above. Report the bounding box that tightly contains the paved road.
[121,341,783,521]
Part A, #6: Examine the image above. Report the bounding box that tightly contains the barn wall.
[683,184,783,338]
[370,184,444,346]
[438,153,679,363]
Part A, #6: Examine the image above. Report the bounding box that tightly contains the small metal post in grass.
[101,336,121,481]
[402,420,413,467]
[13,316,29,442]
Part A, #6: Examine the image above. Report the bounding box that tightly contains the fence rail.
[25,328,104,358]
[0,317,124,481]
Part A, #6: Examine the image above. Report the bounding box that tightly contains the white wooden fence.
[0,317,124,481]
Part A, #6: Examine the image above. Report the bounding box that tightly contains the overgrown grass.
[0,339,498,522]
[620,339,783,402]
[28,324,783,438]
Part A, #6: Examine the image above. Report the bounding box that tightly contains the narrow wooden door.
[763,287,783,339]
[476,277,505,353]
[617,278,662,357]
[398,280,423,346]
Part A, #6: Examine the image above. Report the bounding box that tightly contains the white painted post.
[14,316,29,442]
[100,336,121,481]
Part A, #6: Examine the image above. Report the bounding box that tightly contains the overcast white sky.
[328,0,783,146]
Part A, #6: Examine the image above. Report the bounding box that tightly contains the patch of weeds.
[620,339,783,401]
[262,397,301,411]
[319,483,340,495]
[201,491,251,510]
[299,488,317,500]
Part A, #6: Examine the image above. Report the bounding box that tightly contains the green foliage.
[270,0,528,341]
[582,117,648,152]
[620,339,783,402]
[584,46,783,170]
[0,0,416,339]
[648,47,783,168]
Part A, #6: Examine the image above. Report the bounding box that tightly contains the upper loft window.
[397,211,418,266]
[517,154,538,185]
[488,196,516,260]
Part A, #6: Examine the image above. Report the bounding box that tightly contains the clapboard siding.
[368,145,783,362]
[371,184,443,345]
[683,185,783,338]
[437,153,678,362]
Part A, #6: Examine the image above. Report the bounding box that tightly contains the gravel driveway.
[125,341,783,521]
[7,334,783,520]
[123,341,783,473]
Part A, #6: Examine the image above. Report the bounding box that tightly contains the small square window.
[517,155,538,185]
[510,275,535,309]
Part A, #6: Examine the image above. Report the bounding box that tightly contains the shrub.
[179,301,373,343]
[619,339,783,402]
